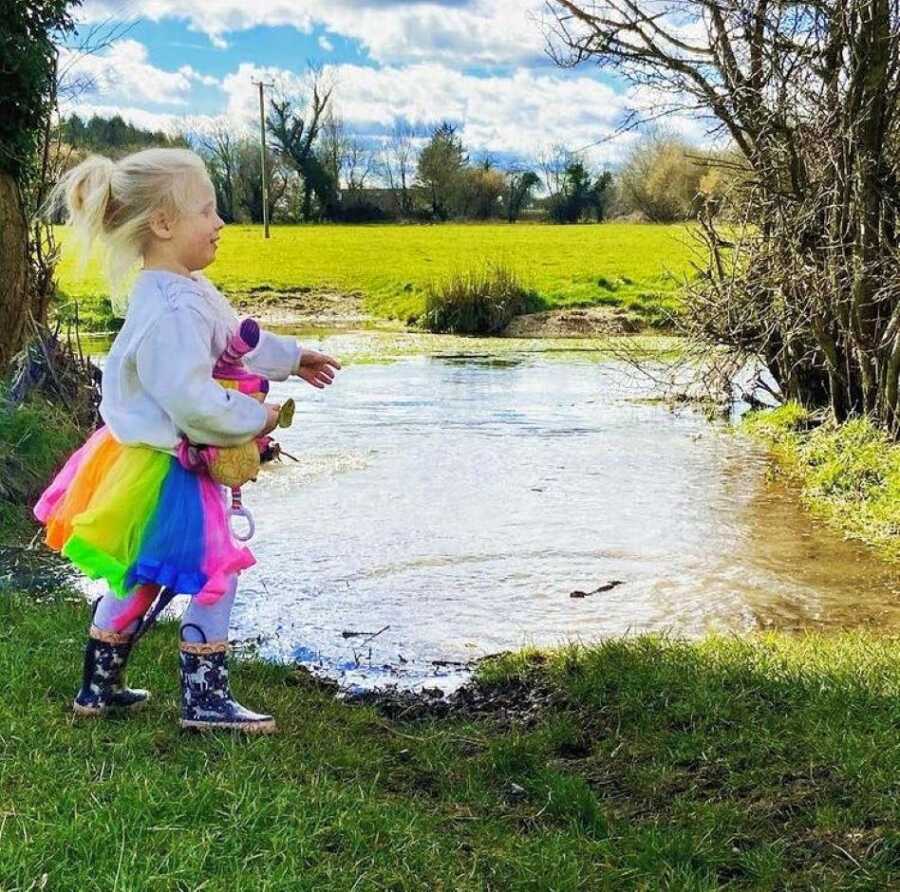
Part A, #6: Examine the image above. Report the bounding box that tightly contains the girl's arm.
[190,274,300,382]
[243,329,301,382]
[244,329,341,388]
[136,306,269,447]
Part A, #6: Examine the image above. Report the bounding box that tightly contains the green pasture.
[54,223,699,328]
[2,591,898,889]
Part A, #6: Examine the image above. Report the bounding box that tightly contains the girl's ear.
[148,208,173,241]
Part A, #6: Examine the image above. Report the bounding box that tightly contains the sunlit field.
[54,222,699,326]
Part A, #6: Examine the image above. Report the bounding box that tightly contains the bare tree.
[197,122,241,222]
[342,136,374,193]
[546,1,900,430]
[537,144,577,198]
[267,67,337,221]
[379,122,419,216]
[318,111,373,193]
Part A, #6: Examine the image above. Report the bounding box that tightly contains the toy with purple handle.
[213,318,270,397]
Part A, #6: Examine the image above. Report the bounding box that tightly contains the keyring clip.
[230,505,256,541]
[228,486,255,541]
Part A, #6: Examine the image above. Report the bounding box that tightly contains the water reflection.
[225,335,900,686]
[9,330,899,689]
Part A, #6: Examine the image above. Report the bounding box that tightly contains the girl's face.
[158,176,225,272]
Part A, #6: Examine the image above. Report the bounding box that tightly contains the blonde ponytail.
[46,148,211,312]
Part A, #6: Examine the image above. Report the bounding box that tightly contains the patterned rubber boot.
[73,626,151,716]
[179,641,276,734]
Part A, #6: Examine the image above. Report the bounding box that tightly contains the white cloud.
[79,0,548,67]
[222,61,648,165]
[71,57,708,167]
[58,39,220,107]
[319,35,335,52]
[186,67,221,88]
[57,24,715,167]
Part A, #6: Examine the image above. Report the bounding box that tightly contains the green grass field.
[2,591,899,889]
[54,223,699,328]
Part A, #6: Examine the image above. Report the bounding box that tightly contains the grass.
[53,222,698,330]
[0,392,82,542]
[422,262,544,334]
[741,403,900,560]
[1,591,898,889]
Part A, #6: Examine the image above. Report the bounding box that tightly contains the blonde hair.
[46,148,212,310]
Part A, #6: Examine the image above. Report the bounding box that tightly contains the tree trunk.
[0,172,31,372]
[301,180,313,222]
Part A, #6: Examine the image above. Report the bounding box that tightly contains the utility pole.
[252,79,274,238]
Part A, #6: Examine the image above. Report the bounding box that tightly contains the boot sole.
[180,718,277,734]
[73,696,150,717]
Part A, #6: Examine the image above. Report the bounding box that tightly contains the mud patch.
[337,670,567,726]
[231,289,372,327]
[503,306,644,338]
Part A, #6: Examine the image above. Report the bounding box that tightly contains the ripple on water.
[38,331,900,690]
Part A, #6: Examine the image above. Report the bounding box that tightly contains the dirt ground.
[291,657,567,727]
[502,305,645,338]
[231,289,371,327]
[232,289,649,338]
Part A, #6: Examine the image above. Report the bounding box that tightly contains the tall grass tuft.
[0,394,82,540]
[421,262,544,335]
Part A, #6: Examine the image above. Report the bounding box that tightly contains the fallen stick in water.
[570,580,625,599]
[341,625,391,643]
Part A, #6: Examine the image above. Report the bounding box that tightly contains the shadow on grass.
[2,593,898,889]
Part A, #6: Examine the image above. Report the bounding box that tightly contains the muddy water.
[64,330,900,688]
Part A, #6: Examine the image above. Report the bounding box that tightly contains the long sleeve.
[189,272,301,382]
[244,330,301,382]
[136,306,268,448]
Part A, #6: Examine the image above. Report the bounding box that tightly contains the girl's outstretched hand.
[295,349,341,389]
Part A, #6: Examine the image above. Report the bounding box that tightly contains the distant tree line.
[59,113,188,153]
[56,102,740,227]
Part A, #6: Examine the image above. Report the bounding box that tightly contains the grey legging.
[91,575,238,643]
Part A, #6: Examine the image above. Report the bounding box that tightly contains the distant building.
[339,187,402,216]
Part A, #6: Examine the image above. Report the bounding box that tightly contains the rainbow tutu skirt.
[34,427,255,604]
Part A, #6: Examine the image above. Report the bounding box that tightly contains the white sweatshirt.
[99,268,301,452]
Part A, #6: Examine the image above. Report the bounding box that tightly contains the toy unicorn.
[177,318,294,541]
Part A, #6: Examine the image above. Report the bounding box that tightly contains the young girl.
[37,147,340,734]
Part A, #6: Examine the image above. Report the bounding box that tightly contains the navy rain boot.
[180,638,276,734]
[73,626,151,716]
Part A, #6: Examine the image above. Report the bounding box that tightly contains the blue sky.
[61,1,704,168]
[116,18,378,96]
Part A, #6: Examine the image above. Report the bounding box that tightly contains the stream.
[8,329,900,691]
